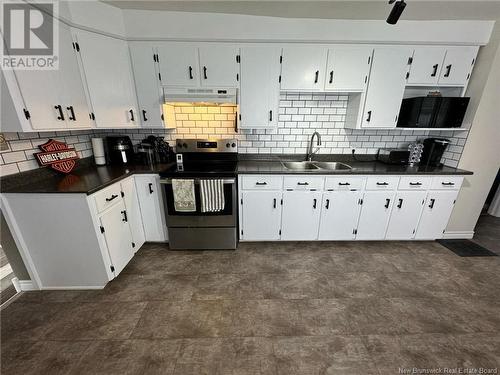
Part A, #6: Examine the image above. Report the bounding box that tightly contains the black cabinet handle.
[376,182,389,186]
[385,199,391,209]
[366,110,372,122]
[121,210,128,222]
[429,198,436,209]
[129,109,135,122]
[67,106,76,121]
[409,182,422,186]
[397,199,403,209]
[203,66,208,79]
[106,194,118,202]
[441,182,455,186]
[313,198,317,209]
[338,182,350,186]
[255,182,267,186]
[314,70,319,83]
[142,110,148,122]
[444,64,452,77]
[269,110,273,122]
[273,198,277,209]
[55,105,65,120]
[329,71,333,84]
[325,199,330,209]
[148,183,154,194]
[431,64,439,77]
[188,66,193,79]
[297,182,309,186]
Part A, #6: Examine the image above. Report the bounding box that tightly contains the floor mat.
[437,239,499,257]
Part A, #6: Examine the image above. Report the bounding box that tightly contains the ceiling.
[102,1,500,20]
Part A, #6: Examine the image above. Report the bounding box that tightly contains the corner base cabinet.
[238,174,464,242]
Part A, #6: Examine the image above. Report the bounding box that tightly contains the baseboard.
[12,278,37,292]
[442,230,475,239]
[40,285,105,290]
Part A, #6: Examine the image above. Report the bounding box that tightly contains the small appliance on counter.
[377,148,410,165]
[105,136,134,165]
[397,96,470,128]
[420,138,450,167]
[136,136,174,166]
[408,142,424,166]
[91,138,106,165]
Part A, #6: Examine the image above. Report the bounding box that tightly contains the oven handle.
[160,178,236,185]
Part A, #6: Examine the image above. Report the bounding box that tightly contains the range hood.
[163,87,237,106]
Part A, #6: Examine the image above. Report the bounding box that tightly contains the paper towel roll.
[91,138,106,165]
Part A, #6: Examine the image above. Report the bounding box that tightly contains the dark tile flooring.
[473,213,500,255]
[1,241,500,374]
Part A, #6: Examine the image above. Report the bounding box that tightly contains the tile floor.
[1,240,499,375]
[473,213,500,255]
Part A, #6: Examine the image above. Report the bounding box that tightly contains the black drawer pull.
[397,198,403,209]
[148,183,154,194]
[384,199,391,209]
[325,199,330,209]
[297,182,309,186]
[313,198,317,209]
[441,182,455,186]
[255,182,267,186]
[338,182,350,186]
[431,64,439,77]
[188,66,193,79]
[106,194,118,202]
[314,70,319,83]
[121,210,128,222]
[376,182,389,186]
[429,198,436,209]
[409,182,422,186]
[55,105,65,120]
[273,198,277,208]
[67,106,76,121]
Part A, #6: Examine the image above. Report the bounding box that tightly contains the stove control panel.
[175,138,238,153]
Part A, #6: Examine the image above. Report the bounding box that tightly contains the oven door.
[160,177,237,227]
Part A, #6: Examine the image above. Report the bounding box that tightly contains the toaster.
[377,148,410,165]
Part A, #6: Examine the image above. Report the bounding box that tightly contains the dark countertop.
[0,154,472,195]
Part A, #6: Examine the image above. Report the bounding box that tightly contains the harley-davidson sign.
[34,139,79,173]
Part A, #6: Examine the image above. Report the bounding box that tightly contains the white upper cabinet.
[129,42,164,127]
[280,46,327,91]
[438,46,478,86]
[157,43,199,87]
[239,46,281,129]
[361,47,412,128]
[324,46,373,92]
[198,45,239,87]
[406,47,446,86]
[74,30,138,128]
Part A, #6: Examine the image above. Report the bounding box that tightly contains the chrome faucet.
[306,131,322,161]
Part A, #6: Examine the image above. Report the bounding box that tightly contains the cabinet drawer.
[430,176,463,190]
[283,176,324,190]
[94,183,123,213]
[398,176,432,190]
[325,177,365,191]
[365,176,400,190]
[241,175,283,190]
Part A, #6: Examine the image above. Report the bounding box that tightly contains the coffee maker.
[420,138,450,167]
[105,136,134,165]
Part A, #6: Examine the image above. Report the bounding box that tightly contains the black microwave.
[397,96,470,128]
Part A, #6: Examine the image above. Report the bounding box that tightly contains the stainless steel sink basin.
[281,161,320,171]
[313,162,353,171]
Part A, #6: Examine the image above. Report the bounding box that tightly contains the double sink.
[281,161,353,171]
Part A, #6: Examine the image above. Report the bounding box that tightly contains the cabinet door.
[356,191,395,240]
[74,30,138,127]
[318,191,362,240]
[239,46,281,129]
[407,47,446,86]
[361,47,412,128]
[135,176,167,241]
[241,191,282,241]
[157,43,199,87]
[324,46,373,91]
[121,178,146,251]
[199,45,239,87]
[59,24,93,129]
[100,201,135,276]
[438,46,478,86]
[129,42,164,127]
[280,46,327,91]
[415,190,458,240]
[386,191,426,240]
[281,191,323,240]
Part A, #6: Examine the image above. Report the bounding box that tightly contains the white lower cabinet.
[135,175,168,241]
[356,191,395,240]
[416,190,459,240]
[240,191,282,240]
[99,201,135,275]
[281,191,323,240]
[386,191,427,240]
[318,191,362,240]
[121,177,146,251]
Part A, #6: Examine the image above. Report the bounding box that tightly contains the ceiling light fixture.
[386,0,407,25]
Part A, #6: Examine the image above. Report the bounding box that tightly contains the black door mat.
[437,239,498,257]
